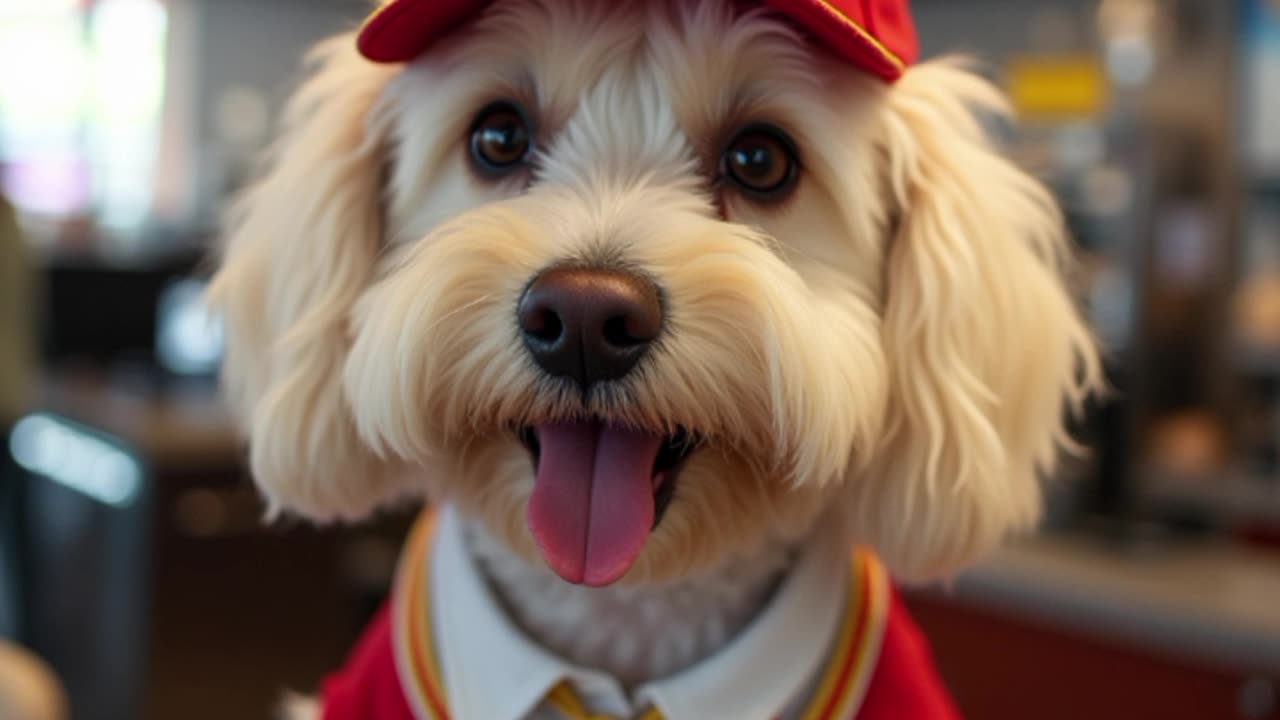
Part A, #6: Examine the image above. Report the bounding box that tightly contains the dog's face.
[213,0,1099,586]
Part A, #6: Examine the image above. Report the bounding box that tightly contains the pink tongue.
[527,422,663,586]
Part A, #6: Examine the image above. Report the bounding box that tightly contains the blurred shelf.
[1141,467,1280,526]
[1250,178,1280,199]
[1233,340,1280,376]
[1250,172,1280,186]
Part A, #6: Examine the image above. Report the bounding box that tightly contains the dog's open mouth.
[519,421,695,587]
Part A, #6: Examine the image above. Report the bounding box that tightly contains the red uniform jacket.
[317,512,962,712]
[319,581,961,719]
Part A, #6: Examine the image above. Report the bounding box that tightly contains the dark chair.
[5,415,152,720]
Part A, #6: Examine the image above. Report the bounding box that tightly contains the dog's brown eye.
[722,125,799,199]
[470,101,532,173]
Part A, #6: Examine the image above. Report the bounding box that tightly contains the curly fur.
[211,0,1102,698]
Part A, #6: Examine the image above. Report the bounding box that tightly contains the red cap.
[357,0,917,82]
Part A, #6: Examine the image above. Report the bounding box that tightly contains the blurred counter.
[36,369,239,474]
[953,533,1280,673]
[910,533,1280,720]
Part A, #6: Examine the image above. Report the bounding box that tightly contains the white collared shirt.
[424,507,852,720]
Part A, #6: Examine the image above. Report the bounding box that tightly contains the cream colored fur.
[211,0,1101,704]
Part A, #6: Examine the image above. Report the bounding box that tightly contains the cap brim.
[358,0,910,82]
[357,0,483,63]
[766,0,908,81]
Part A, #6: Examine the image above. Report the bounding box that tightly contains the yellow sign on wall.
[1007,55,1109,120]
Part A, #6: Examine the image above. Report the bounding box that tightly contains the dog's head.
[212,0,1100,587]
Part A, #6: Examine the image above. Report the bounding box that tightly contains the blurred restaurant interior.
[1,0,1279,718]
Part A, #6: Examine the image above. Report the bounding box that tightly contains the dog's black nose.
[517,267,662,389]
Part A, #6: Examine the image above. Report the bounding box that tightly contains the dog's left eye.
[470,101,532,173]
[721,124,799,200]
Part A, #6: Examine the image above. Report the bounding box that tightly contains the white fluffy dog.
[211,1,1100,717]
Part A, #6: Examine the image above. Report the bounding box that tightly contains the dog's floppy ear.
[849,60,1102,581]
[209,35,408,522]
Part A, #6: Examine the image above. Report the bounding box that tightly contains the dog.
[210,1,1101,717]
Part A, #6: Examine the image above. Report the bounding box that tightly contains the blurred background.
[0,0,1278,718]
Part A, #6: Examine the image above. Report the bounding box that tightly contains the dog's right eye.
[470,101,532,174]
[721,124,799,201]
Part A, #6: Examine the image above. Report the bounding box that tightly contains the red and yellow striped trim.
[391,510,888,720]
[800,548,890,720]
[392,513,451,720]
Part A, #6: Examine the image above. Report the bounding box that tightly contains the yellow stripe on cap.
[812,0,906,71]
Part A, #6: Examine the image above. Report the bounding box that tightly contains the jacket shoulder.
[856,586,963,720]
[320,603,416,720]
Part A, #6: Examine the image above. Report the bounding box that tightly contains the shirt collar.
[634,525,849,720]
[431,507,575,720]
[429,506,850,720]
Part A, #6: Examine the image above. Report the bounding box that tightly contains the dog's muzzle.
[516,267,686,586]
[517,266,662,390]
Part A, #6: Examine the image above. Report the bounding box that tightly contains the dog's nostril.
[517,267,663,388]
[602,315,646,348]
[525,308,563,344]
